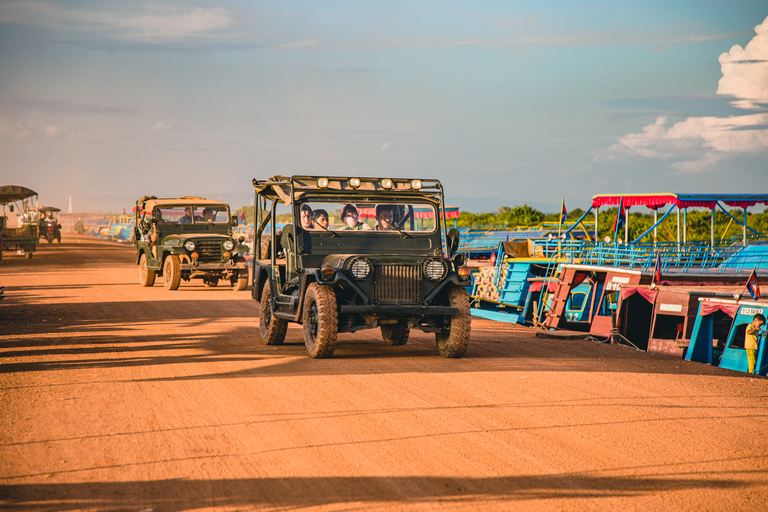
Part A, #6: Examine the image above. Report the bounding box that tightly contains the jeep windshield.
[296,201,438,234]
[154,205,229,225]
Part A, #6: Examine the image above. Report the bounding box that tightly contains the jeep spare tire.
[435,287,470,358]
[302,283,337,358]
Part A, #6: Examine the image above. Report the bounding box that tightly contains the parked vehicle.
[0,185,39,259]
[133,196,249,291]
[252,175,472,358]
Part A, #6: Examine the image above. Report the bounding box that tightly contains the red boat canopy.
[591,193,768,210]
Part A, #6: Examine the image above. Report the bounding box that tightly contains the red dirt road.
[1,235,767,511]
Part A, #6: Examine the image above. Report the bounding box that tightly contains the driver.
[375,204,395,231]
[201,208,216,222]
[312,209,329,229]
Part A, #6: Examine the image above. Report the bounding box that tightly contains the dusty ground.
[1,234,767,511]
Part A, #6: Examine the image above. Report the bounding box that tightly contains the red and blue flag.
[654,251,662,283]
[559,200,568,224]
[613,207,626,232]
[745,268,761,301]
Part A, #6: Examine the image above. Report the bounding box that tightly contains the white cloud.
[598,16,768,172]
[44,124,60,137]
[0,1,238,42]
[717,16,768,109]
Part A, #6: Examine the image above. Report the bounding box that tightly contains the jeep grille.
[373,264,421,304]
[195,240,223,262]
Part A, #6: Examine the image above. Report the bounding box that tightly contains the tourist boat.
[685,298,768,375]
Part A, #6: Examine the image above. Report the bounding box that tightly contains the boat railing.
[530,239,767,275]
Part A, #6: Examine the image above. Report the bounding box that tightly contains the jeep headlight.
[423,257,448,281]
[184,240,196,252]
[348,257,373,280]
[223,240,235,251]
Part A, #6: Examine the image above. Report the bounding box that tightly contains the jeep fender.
[252,265,269,301]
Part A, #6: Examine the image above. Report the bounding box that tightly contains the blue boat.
[685,299,768,375]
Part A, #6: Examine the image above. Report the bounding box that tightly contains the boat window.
[727,323,748,349]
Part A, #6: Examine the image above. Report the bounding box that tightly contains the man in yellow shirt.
[745,313,766,374]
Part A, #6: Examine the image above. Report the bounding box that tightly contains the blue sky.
[0,1,766,213]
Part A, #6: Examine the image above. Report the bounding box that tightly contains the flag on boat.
[613,207,626,232]
[745,268,761,301]
[654,251,662,283]
[559,199,567,224]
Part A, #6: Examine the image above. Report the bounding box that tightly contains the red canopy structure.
[591,193,768,210]
[576,193,768,246]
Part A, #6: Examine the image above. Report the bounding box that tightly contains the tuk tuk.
[0,185,39,259]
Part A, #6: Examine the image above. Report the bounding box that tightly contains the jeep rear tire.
[435,287,470,358]
[232,272,248,291]
[203,277,219,287]
[381,322,410,346]
[303,283,337,358]
[139,253,156,287]
[163,255,182,290]
[259,285,287,345]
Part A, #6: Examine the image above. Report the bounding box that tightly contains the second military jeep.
[251,176,472,358]
[134,196,249,291]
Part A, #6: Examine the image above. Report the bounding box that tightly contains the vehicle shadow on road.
[1,316,756,380]
[0,471,755,510]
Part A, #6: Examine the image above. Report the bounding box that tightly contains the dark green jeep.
[134,196,249,291]
[251,176,472,358]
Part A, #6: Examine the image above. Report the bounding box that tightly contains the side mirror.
[231,215,238,227]
[446,228,460,256]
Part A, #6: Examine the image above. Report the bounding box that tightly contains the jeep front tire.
[435,287,470,358]
[259,285,287,345]
[163,255,182,290]
[302,283,337,358]
[139,253,156,287]
[232,272,248,291]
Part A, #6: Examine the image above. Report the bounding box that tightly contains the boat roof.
[591,193,768,210]
[0,185,37,203]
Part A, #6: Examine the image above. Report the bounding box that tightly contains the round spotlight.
[423,257,448,281]
[348,257,373,280]
[410,179,422,189]
[317,177,329,188]
[380,178,393,189]
[349,177,361,188]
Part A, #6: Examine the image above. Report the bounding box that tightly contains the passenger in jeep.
[300,204,313,230]
[341,204,372,231]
